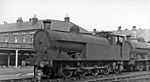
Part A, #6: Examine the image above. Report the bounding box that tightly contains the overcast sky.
[0,0,150,31]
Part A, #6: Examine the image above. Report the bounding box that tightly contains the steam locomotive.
[33,20,150,80]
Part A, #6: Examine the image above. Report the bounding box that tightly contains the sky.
[0,0,150,31]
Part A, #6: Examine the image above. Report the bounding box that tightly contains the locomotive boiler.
[33,20,150,80]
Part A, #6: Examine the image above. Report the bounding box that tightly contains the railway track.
[79,71,150,82]
[74,71,150,82]
[1,71,150,82]
[40,71,150,82]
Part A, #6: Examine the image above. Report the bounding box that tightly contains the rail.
[1,70,150,82]
[39,71,150,82]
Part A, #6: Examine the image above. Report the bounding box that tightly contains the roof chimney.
[31,15,38,25]
[132,26,136,31]
[92,29,97,35]
[29,18,32,22]
[4,21,7,24]
[16,17,23,23]
[43,19,51,29]
[16,17,23,27]
[132,26,137,38]
[118,26,122,31]
[64,16,70,22]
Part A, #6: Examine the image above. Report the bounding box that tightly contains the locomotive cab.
[96,31,126,45]
[111,34,126,46]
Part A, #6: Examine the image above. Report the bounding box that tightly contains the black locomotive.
[33,20,150,80]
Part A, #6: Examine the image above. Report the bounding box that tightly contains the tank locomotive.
[33,20,150,80]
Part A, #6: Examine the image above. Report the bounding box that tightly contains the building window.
[22,33,26,43]
[31,34,34,43]
[13,33,18,43]
[4,35,8,42]
[14,35,17,43]
[30,32,35,43]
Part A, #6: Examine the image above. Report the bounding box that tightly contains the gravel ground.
[0,67,34,80]
[0,66,34,75]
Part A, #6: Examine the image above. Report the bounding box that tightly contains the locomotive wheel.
[137,64,144,72]
[77,68,87,77]
[146,65,149,71]
[130,65,134,72]
[102,66,110,75]
[146,62,149,71]
[76,63,88,77]
[114,67,120,74]
[60,64,73,78]
[91,69,99,76]
[90,65,99,76]
[113,65,121,74]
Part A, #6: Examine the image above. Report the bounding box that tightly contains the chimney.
[126,35,131,41]
[132,26,136,38]
[31,15,38,25]
[118,26,122,31]
[16,17,23,23]
[4,21,7,24]
[64,16,70,22]
[132,26,136,31]
[16,17,23,27]
[29,18,32,22]
[43,19,51,29]
[92,29,97,35]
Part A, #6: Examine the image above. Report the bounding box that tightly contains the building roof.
[112,29,150,42]
[129,41,150,49]
[0,19,89,33]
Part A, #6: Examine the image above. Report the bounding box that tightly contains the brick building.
[112,26,150,42]
[0,16,89,67]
